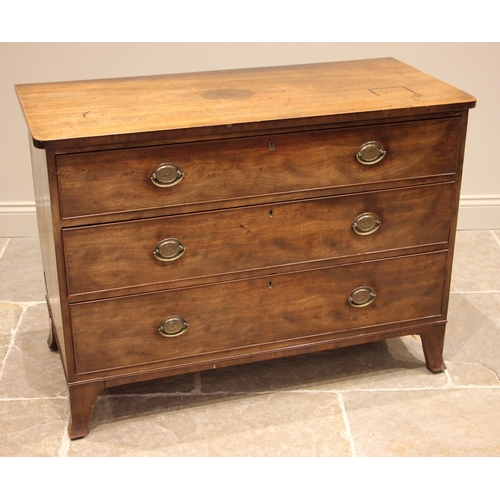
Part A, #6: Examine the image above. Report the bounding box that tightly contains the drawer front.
[63,183,454,297]
[57,118,461,218]
[71,252,448,374]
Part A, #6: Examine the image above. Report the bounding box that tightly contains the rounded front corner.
[31,135,48,149]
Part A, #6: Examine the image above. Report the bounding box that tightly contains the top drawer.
[57,118,461,219]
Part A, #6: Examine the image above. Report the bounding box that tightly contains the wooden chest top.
[15,57,476,149]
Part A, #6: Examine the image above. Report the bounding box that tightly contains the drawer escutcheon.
[348,286,376,307]
[356,141,386,165]
[352,212,381,236]
[150,162,184,188]
[153,238,185,262]
[158,315,189,337]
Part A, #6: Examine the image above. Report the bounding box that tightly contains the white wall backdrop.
[1,42,499,236]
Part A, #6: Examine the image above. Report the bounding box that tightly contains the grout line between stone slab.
[0,238,9,259]
[323,384,500,393]
[94,381,500,401]
[336,392,356,457]
[0,396,68,401]
[444,369,454,386]
[1,300,46,306]
[491,230,500,249]
[0,302,27,382]
[0,302,48,382]
[58,428,71,457]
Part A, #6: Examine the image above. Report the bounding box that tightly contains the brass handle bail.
[348,286,376,308]
[158,315,189,337]
[154,238,185,262]
[150,162,184,187]
[352,212,381,236]
[356,141,386,165]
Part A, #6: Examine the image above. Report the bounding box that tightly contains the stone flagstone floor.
[0,231,499,456]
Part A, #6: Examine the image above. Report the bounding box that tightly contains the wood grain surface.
[56,117,461,219]
[16,58,476,148]
[70,251,448,375]
[63,182,454,298]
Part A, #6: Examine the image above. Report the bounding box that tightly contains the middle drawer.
[63,182,454,298]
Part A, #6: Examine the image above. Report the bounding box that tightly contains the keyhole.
[268,281,273,289]
[269,141,274,151]
[269,210,274,218]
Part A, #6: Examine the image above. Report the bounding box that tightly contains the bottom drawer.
[71,251,448,375]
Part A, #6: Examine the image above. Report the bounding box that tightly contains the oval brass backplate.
[158,315,189,337]
[153,238,185,262]
[348,286,376,308]
[150,162,184,188]
[352,212,381,236]
[356,141,386,165]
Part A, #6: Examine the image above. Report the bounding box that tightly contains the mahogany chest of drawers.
[16,58,476,438]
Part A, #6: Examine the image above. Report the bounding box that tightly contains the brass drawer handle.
[153,238,185,262]
[150,162,184,187]
[158,315,189,337]
[348,286,376,308]
[356,141,386,165]
[352,212,381,236]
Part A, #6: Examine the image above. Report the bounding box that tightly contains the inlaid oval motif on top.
[202,88,253,100]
